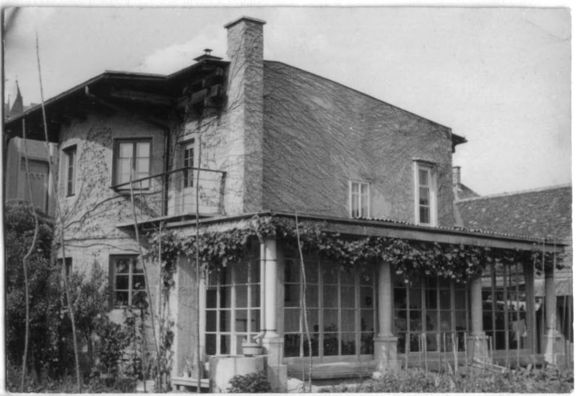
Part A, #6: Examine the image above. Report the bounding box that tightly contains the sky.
[3,5,571,196]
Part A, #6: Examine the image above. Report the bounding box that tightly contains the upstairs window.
[349,181,370,218]
[113,139,151,189]
[64,145,76,196]
[183,139,195,188]
[414,162,437,226]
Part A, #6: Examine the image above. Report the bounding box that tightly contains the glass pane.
[361,309,374,332]
[132,275,145,290]
[324,333,339,356]
[115,292,128,306]
[341,333,356,355]
[235,266,248,284]
[220,286,231,308]
[284,260,299,282]
[425,312,438,332]
[115,275,129,290]
[305,287,318,307]
[418,169,429,186]
[361,287,373,308]
[324,309,339,332]
[426,333,438,352]
[220,335,230,355]
[322,265,338,284]
[235,336,245,355]
[135,158,149,173]
[305,262,318,283]
[236,285,248,308]
[133,259,144,273]
[284,308,300,332]
[132,291,148,308]
[284,334,300,357]
[116,258,130,273]
[455,288,466,309]
[220,310,231,331]
[341,286,355,307]
[206,289,217,309]
[360,332,374,354]
[249,260,260,282]
[420,206,430,223]
[284,285,300,307]
[341,310,356,332]
[419,187,430,205]
[360,187,369,217]
[426,289,437,309]
[306,309,319,334]
[206,334,216,355]
[250,285,260,307]
[351,189,359,216]
[206,310,217,332]
[439,289,451,309]
[440,311,452,332]
[116,159,131,184]
[119,143,133,158]
[250,309,260,332]
[324,286,338,308]
[136,142,150,157]
[235,310,248,332]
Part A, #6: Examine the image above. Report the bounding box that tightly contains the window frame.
[63,145,77,197]
[112,138,152,189]
[109,255,147,309]
[283,255,376,360]
[349,180,370,218]
[182,138,197,188]
[413,161,438,226]
[205,258,261,356]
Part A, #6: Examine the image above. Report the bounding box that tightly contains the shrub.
[227,372,272,393]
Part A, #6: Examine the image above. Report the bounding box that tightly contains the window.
[205,259,260,355]
[414,162,437,225]
[394,276,469,354]
[64,146,76,196]
[57,257,73,278]
[183,140,195,188]
[284,252,375,358]
[349,181,370,218]
[481,262,528,351]
[110,255,147,309]
[113,139,151,188]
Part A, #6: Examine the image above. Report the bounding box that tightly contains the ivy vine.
[145,215,557,286]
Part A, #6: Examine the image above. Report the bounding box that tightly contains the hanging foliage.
[145,215,556,285]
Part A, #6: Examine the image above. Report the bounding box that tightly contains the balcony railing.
[112,166,226,224]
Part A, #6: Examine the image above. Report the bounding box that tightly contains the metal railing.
[112,166,226,222]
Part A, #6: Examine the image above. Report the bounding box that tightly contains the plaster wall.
[262,62,456,227]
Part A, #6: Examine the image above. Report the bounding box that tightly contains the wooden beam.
[108,88,173,106]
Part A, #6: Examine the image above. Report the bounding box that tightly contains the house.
[4,83,57,214]
[4,17,568,391]
[456,184,573,364]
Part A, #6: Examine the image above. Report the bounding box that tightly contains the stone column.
[260,238,287,391]
[374,260,398,372]
[544,263,561,364]
[467,275,490,362]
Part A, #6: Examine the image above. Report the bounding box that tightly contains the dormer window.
[414,161,437,226]
[349,181,370,218]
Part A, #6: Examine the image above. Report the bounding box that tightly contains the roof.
[454,182,480,200]
[456,185,572,241]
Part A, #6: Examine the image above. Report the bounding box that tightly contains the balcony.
[113,166,226,228]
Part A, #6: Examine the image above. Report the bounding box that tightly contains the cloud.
[134,33,224,75]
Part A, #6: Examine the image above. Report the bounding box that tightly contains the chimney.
[452,166,461,185]
[223,16,266,213]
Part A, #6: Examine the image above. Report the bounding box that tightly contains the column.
[523,263,536,354]
[544,263,561,364]
[260,238,287,391]
[374,260,398,372]
[468,275,490,362]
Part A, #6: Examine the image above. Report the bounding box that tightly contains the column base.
[544,330,565,366]
[262,334,287,392]
[467,334,491,363]
[374,335,399,372]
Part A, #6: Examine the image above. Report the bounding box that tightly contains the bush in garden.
[227,372,272,393]
[326,367,574,393]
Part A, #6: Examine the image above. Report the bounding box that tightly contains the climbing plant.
[144,215,556,286]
